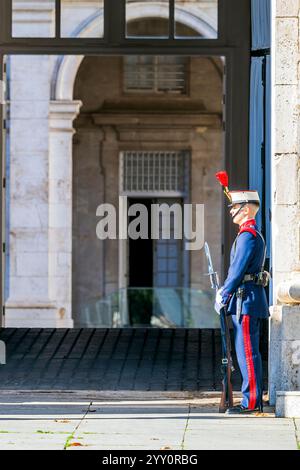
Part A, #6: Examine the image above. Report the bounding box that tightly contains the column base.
[4,302,74,328]
[276,392,300,418]
[269,305,300,407]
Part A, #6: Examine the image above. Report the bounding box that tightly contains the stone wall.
[270,0,300,416]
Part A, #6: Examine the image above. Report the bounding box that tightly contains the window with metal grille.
[121,151,187,193]
[123,56,188,94]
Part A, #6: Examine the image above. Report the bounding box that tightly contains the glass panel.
[79,288,220,328]
[12,0,56,37]
[175,0,218,39]
[167,273,178,286]
[157,273,167,286]
[169,245,177,257]
[168,258,178,271]
[12,1,104,39]
[126,0,169,37]
[157,244,167,257]
[157,259,168,271]
[61,0,104,38]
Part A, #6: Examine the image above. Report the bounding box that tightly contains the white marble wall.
[273,0,300,289]
[5,54,54,326]
[270,0,300,416]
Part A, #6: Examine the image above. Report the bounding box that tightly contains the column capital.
[49,100,82,133]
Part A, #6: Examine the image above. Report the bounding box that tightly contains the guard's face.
[230,203,245,225]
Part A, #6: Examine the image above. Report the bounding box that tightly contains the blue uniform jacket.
[221,220,270,318]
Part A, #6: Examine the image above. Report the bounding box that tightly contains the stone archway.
[53,3,217,101]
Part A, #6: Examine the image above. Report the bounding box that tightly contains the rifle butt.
[219,378,234,413]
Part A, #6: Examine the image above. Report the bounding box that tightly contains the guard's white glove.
[214,288,226,315]
[216,288,224,305]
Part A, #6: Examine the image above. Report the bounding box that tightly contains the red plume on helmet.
[215,171,232,202]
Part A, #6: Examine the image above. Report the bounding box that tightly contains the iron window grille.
[121,151,187,194]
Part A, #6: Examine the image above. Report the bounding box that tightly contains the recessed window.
[123,55,188,94]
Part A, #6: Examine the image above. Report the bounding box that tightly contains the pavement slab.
[0,394,298,450]
[185,416,297,450]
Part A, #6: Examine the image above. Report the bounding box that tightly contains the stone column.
[5,55,55,327]
[5,3,61,326]
[101,126,120,296]
[5,52,81,327]
[270,0,300,417]
[48,100,82,328]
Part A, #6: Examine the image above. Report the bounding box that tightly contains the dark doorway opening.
[128,198,153,326]
[129,198,153,290]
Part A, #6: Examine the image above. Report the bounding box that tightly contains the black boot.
[225,405,261,415]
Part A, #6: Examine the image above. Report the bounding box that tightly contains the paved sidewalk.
[0,392,298,450]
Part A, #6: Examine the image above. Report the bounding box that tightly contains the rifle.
[204,242,234,413]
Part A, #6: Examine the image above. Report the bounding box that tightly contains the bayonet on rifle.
[204,242,220,291]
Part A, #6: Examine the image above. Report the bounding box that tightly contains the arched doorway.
[71,50,223,327]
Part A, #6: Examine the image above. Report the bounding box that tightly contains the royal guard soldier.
[215,171,270,414]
